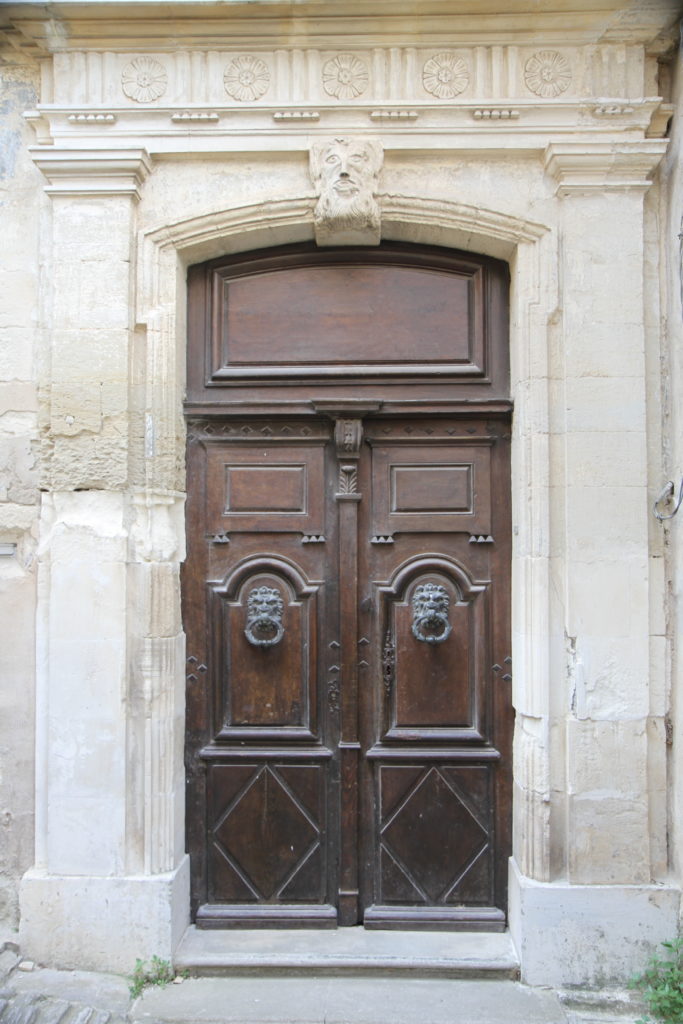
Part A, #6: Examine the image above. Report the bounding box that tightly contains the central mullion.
[331,418,364,925]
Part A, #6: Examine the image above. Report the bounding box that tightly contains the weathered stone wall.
[662,31,683,891]
[0,41,40,930]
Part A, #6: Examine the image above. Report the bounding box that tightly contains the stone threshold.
[174,925,520,979]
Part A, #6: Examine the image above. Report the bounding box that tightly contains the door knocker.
[411,583,452,645]
[245,585,285,648]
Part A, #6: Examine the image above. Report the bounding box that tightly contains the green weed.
[630,938,683,1023]
[129,955,175,998]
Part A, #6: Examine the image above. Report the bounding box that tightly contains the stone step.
[174,926,520,979]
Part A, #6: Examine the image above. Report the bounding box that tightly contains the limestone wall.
[0,40,41,929]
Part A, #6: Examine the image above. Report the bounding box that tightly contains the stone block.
[0,329,36,383]
[19,858,190,973]
[568,635,649,720]
[49,429,128,491]
[0,436,38,504]
[509,858,680,987]
[566,558,648,640]
[563,321,645,379]
[564,430,647,486]
[567,719,650,883]
[51,331,129,384]
[52,260,131,332]
[49,385,101,436]
[52,197,134,262]
[563,484,647,562]
[564,377,646,434]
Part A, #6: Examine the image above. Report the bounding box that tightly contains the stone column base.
[509,857,681,987]
[19,855,190,973]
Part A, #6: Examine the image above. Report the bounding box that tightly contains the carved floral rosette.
[422,52,470,99]
[322,54,369,100]
[121,56,168,103]
[224,55,271,102]
[524,50,572,98]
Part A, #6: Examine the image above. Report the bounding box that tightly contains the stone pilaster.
[20,147,189,972]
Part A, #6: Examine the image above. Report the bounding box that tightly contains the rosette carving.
[524,50,572,98]
[422,53,469,99]
[121,57,167,103]
[224,55,270,102]
[322,54,369,100]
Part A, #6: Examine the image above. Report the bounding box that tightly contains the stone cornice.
[28,147,152,198]
[544,139,669,194]
[2,1,681,51]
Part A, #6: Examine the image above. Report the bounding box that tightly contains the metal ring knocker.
[411,582,452,645]
[244,585,285,648]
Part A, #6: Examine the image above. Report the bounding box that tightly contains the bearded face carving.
[309,137,383,245]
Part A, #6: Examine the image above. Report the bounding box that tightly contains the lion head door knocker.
[244,585,285,649]
[411,582,452,645]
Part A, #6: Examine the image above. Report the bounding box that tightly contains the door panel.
[358,416,510,929]
[185,413,511,928]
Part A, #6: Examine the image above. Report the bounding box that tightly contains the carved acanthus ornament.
[330,418,363,496]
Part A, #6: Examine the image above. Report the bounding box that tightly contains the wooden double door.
[184,243,512,929]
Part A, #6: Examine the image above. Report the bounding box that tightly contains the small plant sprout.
[129,955,176,998]
[629,937,683,1024]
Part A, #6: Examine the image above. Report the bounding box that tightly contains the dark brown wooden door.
[183,243,512,929]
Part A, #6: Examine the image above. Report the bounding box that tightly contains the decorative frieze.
[45,44,645,110]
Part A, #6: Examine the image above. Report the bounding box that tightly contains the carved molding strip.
[171,111,220,122]
[68,112,117,124]
[273,111,320,121]
[472,108,520,120]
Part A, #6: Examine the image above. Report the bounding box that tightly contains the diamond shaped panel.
[382,767,487,902]
[215,767,317,898]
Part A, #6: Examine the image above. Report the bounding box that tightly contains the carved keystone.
[309,136,383,246]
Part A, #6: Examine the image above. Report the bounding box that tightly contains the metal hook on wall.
[653,479,683,522]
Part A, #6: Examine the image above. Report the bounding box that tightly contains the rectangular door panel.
[209,566,319,739]
[370,442,492,535]
[206,761,328,906]
[205,443,325,535]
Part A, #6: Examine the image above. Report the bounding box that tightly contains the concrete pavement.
[0,934,646,1024]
